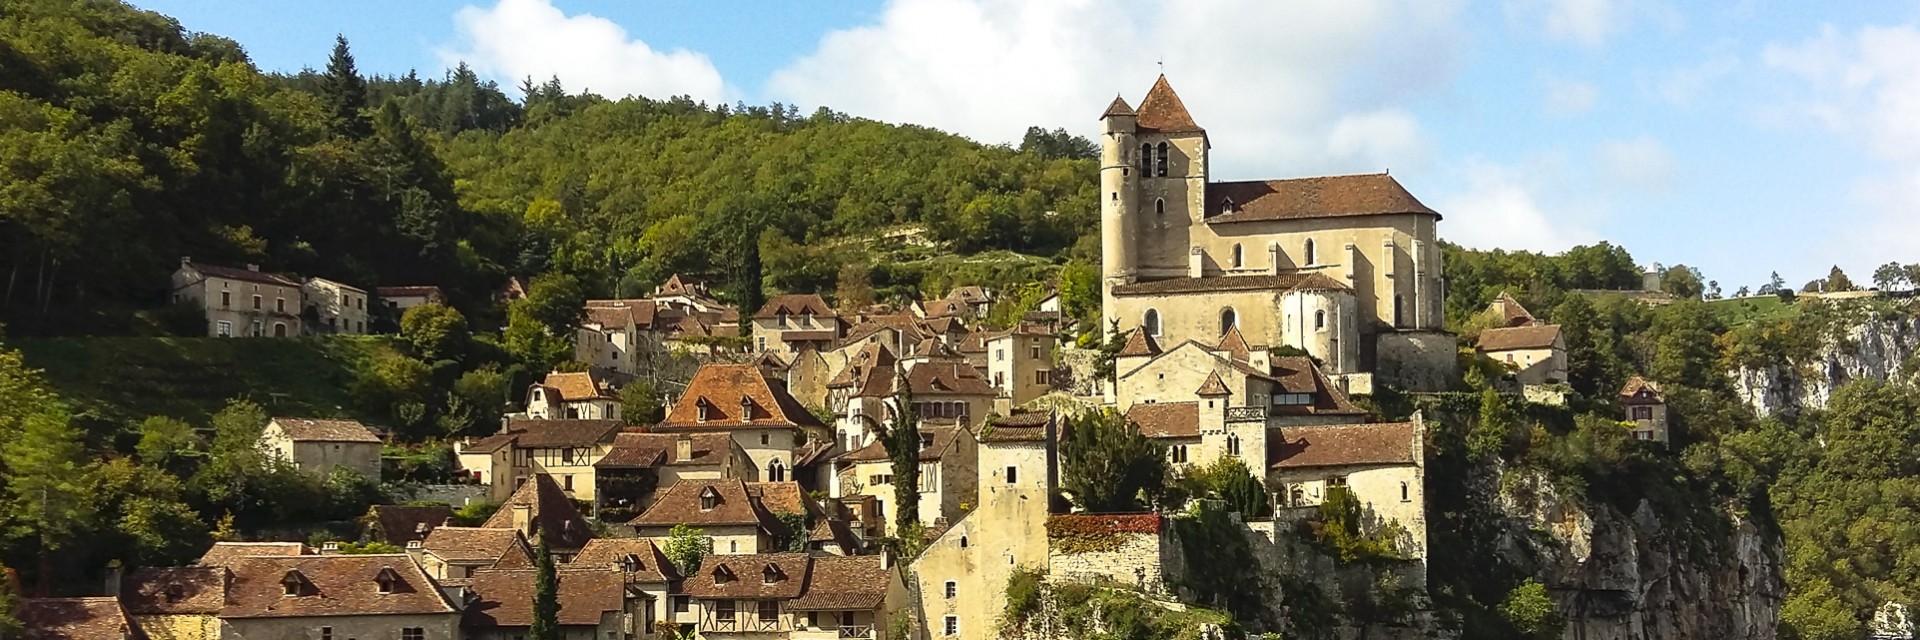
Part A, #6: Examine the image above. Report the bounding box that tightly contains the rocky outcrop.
[1500,473,1783,640]
[1731,311,1920,417]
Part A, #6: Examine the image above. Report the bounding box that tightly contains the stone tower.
[1100,75,1211,337]
[1099,95,1138,337]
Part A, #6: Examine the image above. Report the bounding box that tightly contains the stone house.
[197,541,310,566]
[908,412,1056,640]
[1620,376,1669,443]
[902,360,996,429]
[462,566,648,640]
[259,417,382,479]
[628,479,786,555]
[654,364,828,484]
[457,418,623,502]
[592,432,754,518]
[835,425,979,537]
[1268,416,1429,563]
[18,597,137,640]
[569,538,681,631]
[984,325,1056,411]
[527,370,623,421]
[212,554,462,640]
[120,566,226,640]
[680,553,901,640]
[1117,336,1365,471]
[363,504,455,547]
[170,258,304,337]
[752,294,844,360]
[375,285,445,315]
[414,526,534,580]
[577,303,643,375]
[301,276,370,335]
[481,473,596,559]
[1477,324,1567,385]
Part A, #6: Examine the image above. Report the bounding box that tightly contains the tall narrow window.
[1314,310,1327,331]
[1305,238,1317,265]
[1154,198,1165,218]
[1155,142,1169,176]
[1143,309,1161,337]
[1140,142,1152,175]
[1231,244,1243,268]
[1394,295,1405,327]
[1220,308,1237,335]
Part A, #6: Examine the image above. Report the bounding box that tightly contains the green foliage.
[1308,487,1407,565]
[337,541,404,555]
[1499,580,1563,640]
[1648,300,1728,391]
[532,533,560,640]
[1022,579,1238,640]
[1442,241,1641,328]
[451,500,500,526]
[1661,265,1705,300]
[136,415,202,470]
[858,371,923,531]
[1061,408,1167,512]
[2,404,97,561]
[1172,501,1268,624]
[1178,457,1272,517]
[776,511,809,553]
[1000,566,1046,634]
[621,379,663,425]
[400,303,469,361]
[664,524,712,574]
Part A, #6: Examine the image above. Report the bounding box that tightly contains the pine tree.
[319,34,370,138]
[2,406,98,592]
[530,533,560,640]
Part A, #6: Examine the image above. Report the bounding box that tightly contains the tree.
[857,371,924,531]
[663,524,712,574]
[1501,579,1564,640]
[319,34,370,138]
[1019,126,1098,160]
[1824,266,1856,293]
[1648,301,1727,390]
[1469,388,1516,463]
[1660,264,1703,300]
[1182,456,1270,516]
[1060,408,1167,512]
[1873,262,1909,291]
[135,415,202,470]
[1735,285,1751,297]
[2,406,97,590]
[531,533,560,640]
[621,380,662,425]
[400,303,469,360]
[834,262,874,313]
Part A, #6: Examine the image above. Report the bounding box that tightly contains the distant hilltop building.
[1097,76,1454,390]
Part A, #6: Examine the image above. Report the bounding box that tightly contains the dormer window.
[777,312,790,328]
[697,398,712,423]
[623,553,643,573]
[700,486,721,511]
[164,583,185,602]
[762,563,785,584]
[919,433,933,449]
[713,564,736,584]
[375,567,402,595]
[739,395,755,420]
[280,570,308,597]
[1222,196,1236,213]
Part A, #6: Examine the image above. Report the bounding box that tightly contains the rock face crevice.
[1733,313,1920,417]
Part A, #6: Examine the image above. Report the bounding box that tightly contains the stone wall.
[1373,330,1457,392]
[1045,514,1180,598]
[387,483,490,507]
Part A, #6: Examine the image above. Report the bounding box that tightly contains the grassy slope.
[13,336,398,427]
[1705,295,1801,328]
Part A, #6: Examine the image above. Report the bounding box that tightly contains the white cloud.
[1506,0,1681,48]
[443,0,728,104]
[766,0,1464,179]
[1543,77,1599,116]
[1654,54,1737,106]
[1540,0,1619,47]
[1765,25,1920,272]
[1431,159,1600,252]
[1595,136,1677,194]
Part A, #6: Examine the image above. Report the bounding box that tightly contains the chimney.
[179,256,192,267]
[676,436,693,462]
[880,549,892,570]
[1268,243,1282,275]
[511,503,533,536]
[104,559,124,598]
[245,264,260,272]
[1188,246,1205,278]
[500,415,513,434]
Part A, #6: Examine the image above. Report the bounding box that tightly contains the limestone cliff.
[1498,472,1783,640]
[1731,309,1920,417]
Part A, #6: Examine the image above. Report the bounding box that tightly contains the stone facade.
[909,432,1055,640]
[1044,515,1182,597]
[171,259,305,338]
[301,277,370,335]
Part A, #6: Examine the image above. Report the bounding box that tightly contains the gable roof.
[1266,356,1366,416]
[220,554,456,619]
[538,370,616,402]
[20,597,132,640]
[582,304,637,330]
[1205,174,1438,224]
[1216,326,1253,362]
[1116,330,1163,357]
[905,361,994,397]
[839,425,967,463]
[569,539,679,582]
[1269,422,1417,470]
[1126,402,1200,439]
[790,555,891,610]
[629,479,768,528]
[683,553,811,600]
[1195,371,1232,397]
[1620,376,1664,403]
[463,567,630,629]
[1492,292,1536,326]
[595,432,737,468]
[366,505,454,544]
[982,411,1052,444]
[507,419,623,448]
[829,343,898,395]
[1477,324,1563,352]
[1101,95,1136,119]
[658,364,827,431]
[122,567,229,615]
[198,541,309,566]
[180,261,301,288]
[756,294,836,320]
[269,418,381,443]
[1135,75,1202,134]
[482,474,594,549]
[946,286,990,304]
[419,526,531,565]
[1111,272,1349,296]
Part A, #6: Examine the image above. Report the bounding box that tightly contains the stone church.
[1098,76,1455,390]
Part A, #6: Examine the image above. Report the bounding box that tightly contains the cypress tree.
[530,533,559,640]
[319,34,370,138]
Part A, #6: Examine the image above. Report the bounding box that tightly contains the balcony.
[701,614,788,633]
[840,624,875,639]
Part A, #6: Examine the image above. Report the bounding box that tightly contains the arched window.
[1394,295,1405,327]
[1143,309,1161,337]
[1154,198,1165,218]
[1304,238,1317,265]
[1231,244,1243,268]
[1139,143,1152,175]
[1155,142,1169,176]
[767,459,786,483]
[1220,308,1237,335]
[1314,310,1327,331]
[1226,435,1241,456]
[960,536,969,548]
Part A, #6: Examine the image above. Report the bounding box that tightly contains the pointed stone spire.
[1101,95,1136,119]
[1135,75,1203,133]
[1196,371,1232,397]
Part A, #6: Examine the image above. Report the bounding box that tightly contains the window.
[402,629,424,640]
[758,600,780,623]
[1400,481,1411,502]
[275,297,286,313]
[216,321,233,337]
[717,600,737,619]
[1231,244,1243,268]
[1143,309,1161,337]
[1227,435,1241,456]
[563,475,573,491]
[1220,308,1237,334]
[1155,142,1169,176]
[996,349,1005,362]
[1171,445,1188,463]
[730,540,738,553]
[1154,198,1165,218]
[960,536,969,548]
[1274,393,1313,406]
[1006,466,1018,484]
[1304,238,1317,265]
[321,628,333,640]
[220,291,231,307]
[673,595,691,613]
[760,433,770,446]
[252,294,262,310]
[1631,406,1653,420]
[871,474,893,485]
[700,488,720,510]
[1314,310,1327,331]
[1034,370,1049,385]
[945,615,960,636]
[1029,345,1042,359]
[1635,430,1653,441]
[561,448,575,464]
[768,460,786,483]
[945,581,958,598]
[807,612,819,629]
[1139,143,1152,175]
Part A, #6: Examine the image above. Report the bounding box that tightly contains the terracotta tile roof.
[756,294,836,320]
[924,316,967,335]
[1269,422,1418,470]
[829,343,898,392]
[1216,326,1253,361]
[582,304,636,329]
[906,361,994,396]
[540,370,616,402]
[630,479,768,528]
[946,286,990,304]
[20,597,133,640]
[1101,95,1136,119]
[1267,356,1365,416]
[420,526,530,564]
[1112,272,1349,296]
[463,431,521,454]
[596,432,736,468]
[569,539,679,582]
[463,567,629,629]
[983,411,1051,443]
[840,425,966,463]
[791,555,890,610]
[269,417,380,443]
[793,440,838,467]
[1134,75,1203,134]
[1195,371,1232,397]
[1205,173,1438,223]
[658,364,827,431]
[508,419,623,448]
[1620,376,1664,403]
[843,317,929,346]
[366,505,454,544]
[181,261,301,288]
[1127,402,1200,439]
[1477,324,1563,352]
[655,274,708,297]
[1492,292,1536,327]
[198,541,309,566]
[1047,513,1164,535]
[1116,330,1162,357]
[683,553,811,600]
[122,566,229,615]
[376,285,445,299]
[780,329,839,342]
[482,473,595,549]
[747,482,808,516]
[219,554,457,618]
[920,298,965,319]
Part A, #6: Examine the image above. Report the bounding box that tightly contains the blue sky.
[134,0,1920,292]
